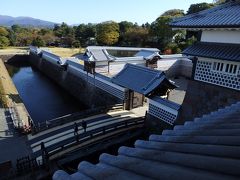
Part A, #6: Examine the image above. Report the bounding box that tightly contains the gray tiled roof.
[53,101,240,180]
[84,46,160,62]
[170,1,240,28]
[134,50,160,60]
[150,96,181,111]
[112,64,176,96]
[87,46,159,52]
[182,42,240,62]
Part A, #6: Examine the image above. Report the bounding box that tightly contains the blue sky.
[1,0,213,25]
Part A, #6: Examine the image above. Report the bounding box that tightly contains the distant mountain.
[0,15,57,28]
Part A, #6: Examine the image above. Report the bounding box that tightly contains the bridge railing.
[33,117,145,158]
[32,105,123,134]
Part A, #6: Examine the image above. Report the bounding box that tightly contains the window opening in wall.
[212,61,238,75]
[225,64,229,72]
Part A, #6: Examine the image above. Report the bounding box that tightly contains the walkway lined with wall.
[0,58,30,128]
[27,110,144,161]
[0,107,31,167]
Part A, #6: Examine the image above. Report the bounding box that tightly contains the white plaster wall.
[157,58,192,78]
[201,30,240,44]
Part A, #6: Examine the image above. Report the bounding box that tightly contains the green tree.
[123,27,149,47]
[119,21,134,33]
[11,25,21,33]
[53,23,75,47]
[149,9,184,49]
[150,16,175,49]
[187,3,214,14]
[32,36,46,47]
[0,36,10,48]
[0,27,9,36]
[72,40,81,48]
[75,23,96,47]
[213,0,229,4]
[96,21,120,45]
[0,27,10,48]
[161,9,184,17]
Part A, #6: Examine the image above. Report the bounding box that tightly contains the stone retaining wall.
[29,53,122,108]
[177,80,240,124]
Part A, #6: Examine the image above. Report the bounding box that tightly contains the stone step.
[208,107,240,116]
[118,146,240,176]
[196,114,240,121]
[174,123,240,130]
[162,129,240,136]
[206,113,237,119]
[196,112,240,119]
[71,172,93,180]
[99,153,237,180]
[209,111,237,117]
[149,135,240,146]
[210,108,240,116]
[53,170,93,180]
[213,107,239,113]
[193,116,237,122]
[194,117,240,123]
[185,120,240,126]
[77,161,148,180]
[135,140,240,158]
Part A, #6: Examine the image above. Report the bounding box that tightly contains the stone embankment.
[0,58,30,130]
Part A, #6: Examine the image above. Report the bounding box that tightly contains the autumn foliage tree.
[96,21,120,45]
[0,27,10,48]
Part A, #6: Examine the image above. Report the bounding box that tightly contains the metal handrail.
[33,117,145,158]
[32,105,123,134]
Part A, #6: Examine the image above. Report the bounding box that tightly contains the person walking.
[74,122,79,142]
[81,120,87,133]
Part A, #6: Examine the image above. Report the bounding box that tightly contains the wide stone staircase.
[53,101,240,180]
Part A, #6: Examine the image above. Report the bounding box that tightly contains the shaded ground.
[0,107,31,166]
[168,77,189,105]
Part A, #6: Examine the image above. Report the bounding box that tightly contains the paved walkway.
[0,107,31,165]
[168,77,189,105]
[27,110,141,159]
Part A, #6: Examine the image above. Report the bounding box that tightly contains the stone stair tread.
[185,120,240,126]
[135,140,240,158]
[71,172,93,180]
[162,129,240,136]
[99,153,237,180]
[118,146,240,176]
[149,135,240,146]
[194,117,240,123]
[174,123,240,130]
[77,161,149,180]
[53,170,91,180]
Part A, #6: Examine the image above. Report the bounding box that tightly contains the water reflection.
[6,64,86,124]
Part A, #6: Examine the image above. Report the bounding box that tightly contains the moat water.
[6,64,86,124]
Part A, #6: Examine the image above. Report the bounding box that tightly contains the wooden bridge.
[27,110,145,163]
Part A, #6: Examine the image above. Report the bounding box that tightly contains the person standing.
[81,120,87,133]
[74,122,79,142]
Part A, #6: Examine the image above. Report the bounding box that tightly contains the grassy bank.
[49,47,85,57]
[0,59,20,107]
[0,47,28,54]
[0,47,85,57]
[0,78,8,107]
